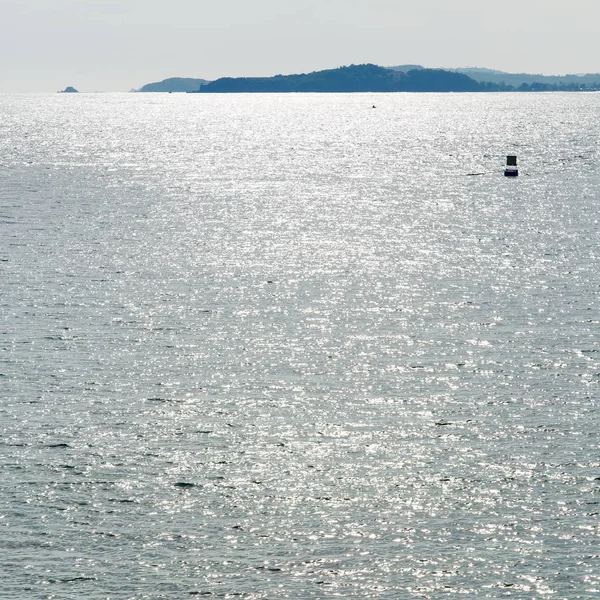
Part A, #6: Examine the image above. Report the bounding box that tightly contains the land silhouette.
[136,77,209,93]
[136,64,600,93]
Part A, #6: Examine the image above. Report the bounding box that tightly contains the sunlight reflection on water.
[1,92,599,598]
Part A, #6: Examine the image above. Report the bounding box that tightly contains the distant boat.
[504,155,518,177]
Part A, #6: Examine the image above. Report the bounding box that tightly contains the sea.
[1,92,599,599]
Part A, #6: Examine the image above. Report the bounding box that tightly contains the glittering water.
[1,92,599,599]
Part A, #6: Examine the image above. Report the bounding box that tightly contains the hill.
[388,65,600,90]
[454,68,600,89]
[137,66,600,94]
[196,64,482,93]
[136,77,209,93]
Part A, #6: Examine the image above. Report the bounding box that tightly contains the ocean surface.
[1,92,599,599]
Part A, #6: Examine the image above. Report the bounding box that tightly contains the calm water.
[1,92,599,599]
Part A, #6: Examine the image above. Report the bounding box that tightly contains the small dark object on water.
[504,155,518,177]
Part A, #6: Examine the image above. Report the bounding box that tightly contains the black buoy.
[504,155,518,177]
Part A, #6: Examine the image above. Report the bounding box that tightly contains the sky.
[2,0,600,92]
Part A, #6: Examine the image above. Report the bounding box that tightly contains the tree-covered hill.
[196,64,482,93]
[454,68,600,89]
[136,65,600,94]
[136,77,209,92]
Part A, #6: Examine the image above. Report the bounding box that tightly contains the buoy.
[504,155,518,177]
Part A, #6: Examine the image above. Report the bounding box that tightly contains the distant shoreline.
[135,64,600,94]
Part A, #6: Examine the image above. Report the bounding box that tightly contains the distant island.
[393,65,600,91]
[59,86,79,93]
[136,77,208,93]
[195,65,482,93]
[136,64,600,94]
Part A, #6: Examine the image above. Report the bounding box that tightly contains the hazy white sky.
[2,0,599,92]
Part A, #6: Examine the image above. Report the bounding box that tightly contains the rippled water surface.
[1,92,600,598]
